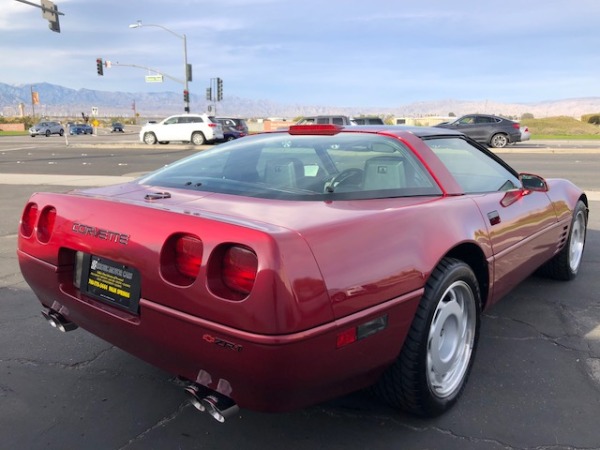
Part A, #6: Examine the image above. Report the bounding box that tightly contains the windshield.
[139,133,442,200]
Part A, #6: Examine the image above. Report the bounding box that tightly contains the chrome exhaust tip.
[184,383,239,422]
[42,309,78,332]
[202,393,239,423]
[184,384,207,412]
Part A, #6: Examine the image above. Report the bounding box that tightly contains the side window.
[316,117,329,124]
[426,137,520,193]
[331,117,344,125]
[164,117,178,125]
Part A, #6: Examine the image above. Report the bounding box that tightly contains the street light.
[129,20,190,112]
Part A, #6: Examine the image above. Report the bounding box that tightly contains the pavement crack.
[483,313,593,356]
[116,401,191,449]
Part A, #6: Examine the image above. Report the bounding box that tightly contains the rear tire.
[490,133,508,148]
[374,257,480,417]
[191,132,206,145]
[537,200,587,280]
[59,129,64,136]
[143,132,157,145]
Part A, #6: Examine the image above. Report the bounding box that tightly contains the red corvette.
[18,124,588,421]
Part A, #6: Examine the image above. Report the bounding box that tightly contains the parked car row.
[26,114,530,149]
[293,114,527,148]
[139,115,250,145]
[27,121,129,137]
[297,115,385,126]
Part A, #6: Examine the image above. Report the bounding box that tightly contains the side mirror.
[520,173,548,192]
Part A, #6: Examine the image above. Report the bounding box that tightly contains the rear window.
[139,133,441,200]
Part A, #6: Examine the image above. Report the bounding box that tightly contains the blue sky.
[3,0,600,107]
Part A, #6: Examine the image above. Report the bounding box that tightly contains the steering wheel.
[324,168,363,192]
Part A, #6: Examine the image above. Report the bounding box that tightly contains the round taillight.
[222,246,258,297]
[175,235,203,279]
[37,206,56,244]
[20,203,38,238]
[160,233,203,286]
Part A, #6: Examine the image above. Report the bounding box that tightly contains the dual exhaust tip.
[41,309,238,422]
[184,383,239,423]
[41,308,78,332]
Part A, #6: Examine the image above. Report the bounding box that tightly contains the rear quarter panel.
[298,195,492,318]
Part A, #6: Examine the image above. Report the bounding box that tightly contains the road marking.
[1,146,40,152]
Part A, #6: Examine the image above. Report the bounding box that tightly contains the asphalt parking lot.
[1,136,600,449]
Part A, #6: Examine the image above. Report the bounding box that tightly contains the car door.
[455,115,491,142]
[449,115,479,141]
[159,116,181,141]
[470,189,559,304]
[472,115,497,143]
[427,137,561,305]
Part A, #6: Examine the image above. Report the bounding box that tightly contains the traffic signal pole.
[206,77,223,115]
[14,0,64,32]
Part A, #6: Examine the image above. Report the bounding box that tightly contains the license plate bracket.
[80,254,141,314]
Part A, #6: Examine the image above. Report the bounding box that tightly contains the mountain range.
[1,82,599,120]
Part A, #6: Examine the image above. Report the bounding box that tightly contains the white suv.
[140,114,224,145]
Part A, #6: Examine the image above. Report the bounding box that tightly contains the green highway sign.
[145,75,164,83]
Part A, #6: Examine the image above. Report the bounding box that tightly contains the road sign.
[145,75,164,83]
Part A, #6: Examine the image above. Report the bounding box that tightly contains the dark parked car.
[212,117,247,141]
[68,123,93,135]
[215,117,249,134]
[435,114,521,148]
[222,127,246,141]
[111,122,124,132]
[18,125,587,422]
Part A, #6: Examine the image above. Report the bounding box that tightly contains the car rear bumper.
[18,249,421,412]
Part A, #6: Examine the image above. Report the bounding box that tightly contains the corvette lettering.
[72,222,129,245]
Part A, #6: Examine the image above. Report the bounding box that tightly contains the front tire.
[374,257,480,417]
[59,129,64,136]
[490,133,508,148]
[143,132,157,145]
[45,130,51,137]
[537,199,587,280]
[191,132,206,145]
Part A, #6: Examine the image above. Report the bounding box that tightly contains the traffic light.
[217,78,223,101]
[206,87,212,101]
[183,90,190,103]
[96,58,104,76]
[41,0,60,33]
